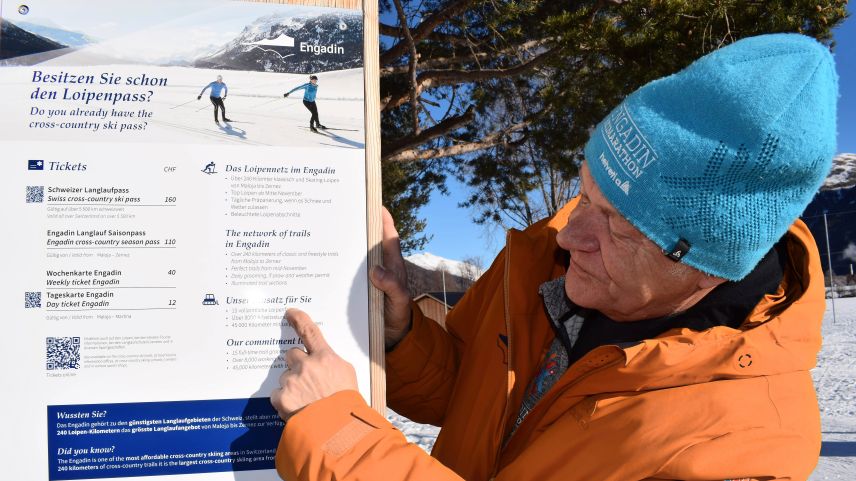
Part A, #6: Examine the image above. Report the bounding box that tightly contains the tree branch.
[379,22,402,37]
[380,0,478,66]
[392,0,421,135]
[380,22,477,47]
[385,118,532,162]
[382,48,556,110]
[382,106,475,160]
[419,47,556,83]
[380,38,550,75]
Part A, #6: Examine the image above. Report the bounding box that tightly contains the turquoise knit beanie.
[584,33,838,281]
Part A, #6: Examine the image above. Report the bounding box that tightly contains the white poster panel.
[0,1,372,479]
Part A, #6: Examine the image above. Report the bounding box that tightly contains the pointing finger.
[285,308,330,355]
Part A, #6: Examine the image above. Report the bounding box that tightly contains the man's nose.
[557,211,601,253]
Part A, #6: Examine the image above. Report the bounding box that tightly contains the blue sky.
[835,11,856,154]
[419,10,856,263]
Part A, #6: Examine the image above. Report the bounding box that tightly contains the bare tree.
[459,256,485,287]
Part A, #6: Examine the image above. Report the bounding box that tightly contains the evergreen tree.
[380,0,849,244]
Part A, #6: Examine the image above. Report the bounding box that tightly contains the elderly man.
[271,33,837,481]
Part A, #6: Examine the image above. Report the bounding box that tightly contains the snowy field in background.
[0,64,365,148]
[388,297,856,478]
[811,296,856,479]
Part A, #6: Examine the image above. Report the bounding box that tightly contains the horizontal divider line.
[45,308,179,312]
[47,247,178,249]
[45,287,177,290]
[48,204,176,207]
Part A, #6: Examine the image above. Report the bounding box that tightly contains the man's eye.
[608,219,634,241]
[611,229,631,241]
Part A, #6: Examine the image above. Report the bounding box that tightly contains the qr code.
[25,291,41,308]
[26,185,44,203]
[47,337,81,370]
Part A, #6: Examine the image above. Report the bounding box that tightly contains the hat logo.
[598,153,632,196]
[601,104,659,183]
[665,239,691,262]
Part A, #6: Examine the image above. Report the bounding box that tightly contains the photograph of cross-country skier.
[285,75,325,132]
[198,75,232,124]
[0,0,365,148]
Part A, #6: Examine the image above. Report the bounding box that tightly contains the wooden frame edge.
[362,0,386,415]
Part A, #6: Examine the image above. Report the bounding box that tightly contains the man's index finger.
[285,308,330,354]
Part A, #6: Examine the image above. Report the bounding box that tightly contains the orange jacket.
[275,200,824,481]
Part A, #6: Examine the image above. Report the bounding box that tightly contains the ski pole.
[272,98,301,111]
[170,98,197,109]
[254,97,283,108]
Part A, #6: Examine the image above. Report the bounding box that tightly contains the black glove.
[283,93,289,98]
[197,95,201,100]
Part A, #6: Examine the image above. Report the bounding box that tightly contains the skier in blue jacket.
[284,75,326,132]
[198,75,231,123]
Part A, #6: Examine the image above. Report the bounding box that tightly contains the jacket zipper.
[514,354,621,433]
[490,229,623,478]
[492,355,624,478]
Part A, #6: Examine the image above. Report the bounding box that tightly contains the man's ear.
[698,274,727,290]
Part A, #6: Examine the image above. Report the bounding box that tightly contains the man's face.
[310,78,318,85]
[556,164,721,321]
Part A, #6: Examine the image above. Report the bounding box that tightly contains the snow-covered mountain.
[0,19,65,61]
[406,252,482,279]
[802,153,856,276]
[823,153,856,191]
[15,21,95,48]
[196,12,363,74]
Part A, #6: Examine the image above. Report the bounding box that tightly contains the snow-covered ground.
[387,410,440,453]
[388,297,856,478]
[810,296,856,479]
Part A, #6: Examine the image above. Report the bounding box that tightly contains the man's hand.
[197,95,201,100]
[283,92,290,98]
[270,308,357,421]
[369,207,412,350]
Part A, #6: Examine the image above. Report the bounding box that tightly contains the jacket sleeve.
[275,390,465,481]
[384,303,460,425]
[385,248,508,426]
[287,83,308,95]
